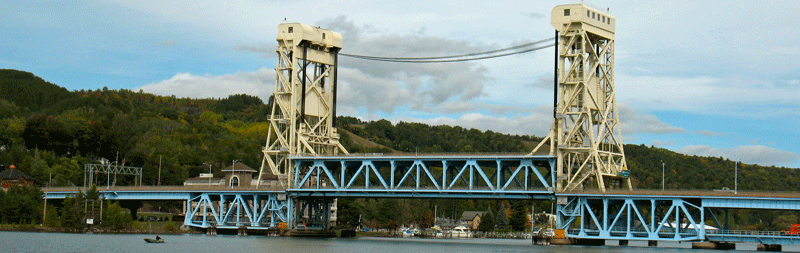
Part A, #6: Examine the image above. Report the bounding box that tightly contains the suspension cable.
[339,37,555,63]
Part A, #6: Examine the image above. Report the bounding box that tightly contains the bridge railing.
[708,230,793,236]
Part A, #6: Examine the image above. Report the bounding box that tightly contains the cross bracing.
[557,195,707,241]
[534,4,630,192]
[288,155,556,199]
[184,192,289,229]
[259,23,349,189]
[83,163,143,187]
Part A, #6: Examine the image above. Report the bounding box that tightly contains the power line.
[339,37,555,63]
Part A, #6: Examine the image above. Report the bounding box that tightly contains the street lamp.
[661,160,665,191]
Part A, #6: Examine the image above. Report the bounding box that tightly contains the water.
[0,231,715,253]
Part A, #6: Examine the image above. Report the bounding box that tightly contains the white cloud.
[398,107,553,137]
[693,130,725,137]
[679,145,799,167]
[618,104,684,134]
[136,67,274,100]
[617,73,800,117]
[651,139,674,147]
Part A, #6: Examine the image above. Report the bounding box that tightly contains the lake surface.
[0,231,716,253]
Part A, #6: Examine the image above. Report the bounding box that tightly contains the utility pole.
[735,161,738,195]
[158,156,162,186]
[661,160,665,191]
[208,163,212,186]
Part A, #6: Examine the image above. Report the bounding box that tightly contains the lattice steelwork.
[534,4,631,192]
[557,195,707,241]
[184,192,289,229]
[258,23,349,188]
[83,163,143,187]
[289,155,556,199]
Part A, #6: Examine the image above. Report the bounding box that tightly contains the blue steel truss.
[288,155,556,199]
[556,194,706,241]
[184,192,289,229]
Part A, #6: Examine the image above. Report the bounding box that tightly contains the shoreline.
[0,224,195,235]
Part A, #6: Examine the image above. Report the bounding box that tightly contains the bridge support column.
[292,197,333,231]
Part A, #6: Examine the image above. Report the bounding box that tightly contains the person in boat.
[156,235,161,241]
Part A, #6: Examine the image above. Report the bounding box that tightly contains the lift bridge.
[42,4,800,249]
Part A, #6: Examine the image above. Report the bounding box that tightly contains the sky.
[2,0,799,168]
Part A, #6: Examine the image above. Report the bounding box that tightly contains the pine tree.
[478,209,495,232]
[495,204,509,230]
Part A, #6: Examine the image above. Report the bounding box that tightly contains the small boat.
[144,238,165,243]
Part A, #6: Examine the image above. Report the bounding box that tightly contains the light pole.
[661,160,665,191]
[203,163,213,186]
[232,159,240,188]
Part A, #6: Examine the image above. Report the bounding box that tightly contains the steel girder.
[556,195,706,241]
[184,192,289,229]
[288,155,556,199]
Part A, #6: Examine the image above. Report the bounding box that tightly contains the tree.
[509,204,529,231]
[337,198,363,229]
[495,204,509,230]
[419,209,435,229]
[478,210,495,232]
[1,186,43,224]
[103,201,132,230]
[23,114,71,154]
[44,204,61,227]
[61,194,85,230]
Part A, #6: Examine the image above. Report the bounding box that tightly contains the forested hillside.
[0,69,271,187]
[1,69,799,230]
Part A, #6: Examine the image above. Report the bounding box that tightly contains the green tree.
[60,194,85,230]
[44,204,60,227]
[1,186,43,224]
[495,204,509,230]
[103,201,132,230]
[509,203,529,231]
[337,198,363,229]
[478,210,495,232]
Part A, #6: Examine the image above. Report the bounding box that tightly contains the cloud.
[652,139,674,147]
[397,107,553,137]
[617,73,800,117]
[679,145,799,167]
[235,43,274,58]
[157,40,176,46]
[529,76,553,89]
[136,67,274,100]
[320,16,494,114]
[693,130,725,137]
[618,104,685,134]
[524,12,545,19]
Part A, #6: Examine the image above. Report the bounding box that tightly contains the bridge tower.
[257,23,348,230]
[533,4,631,192]
[258,23,349,188]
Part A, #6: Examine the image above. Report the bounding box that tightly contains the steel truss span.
[184,192,289,229]
[557,195,707,241]
[288,155,556,199]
